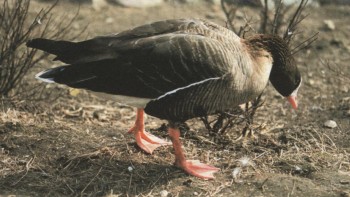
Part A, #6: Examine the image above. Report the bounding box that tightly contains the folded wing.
[28,19,242,99]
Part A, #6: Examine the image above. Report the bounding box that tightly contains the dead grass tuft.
[0,2,349,196]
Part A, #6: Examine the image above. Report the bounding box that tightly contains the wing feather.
[31,19,246,100]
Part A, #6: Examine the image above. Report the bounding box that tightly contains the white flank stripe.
[155,77,220,100]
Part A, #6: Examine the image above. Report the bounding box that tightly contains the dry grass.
[1,93,349,196]
[0,1,349,196]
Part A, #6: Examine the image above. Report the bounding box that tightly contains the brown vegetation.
[0,0,349,196]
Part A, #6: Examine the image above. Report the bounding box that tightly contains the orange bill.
[287,95,298,110]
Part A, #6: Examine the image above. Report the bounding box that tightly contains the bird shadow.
[0,144,185,196]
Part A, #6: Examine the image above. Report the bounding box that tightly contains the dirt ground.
[1,1,350,196]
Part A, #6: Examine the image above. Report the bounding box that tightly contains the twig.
[260,0,269,33]
[128,173,133,194]
[221,0,236,32]
[288,180,296,197]
[272,0,284,35]
[291,32,318,55]
[248,178,269,197]
[11,156,35,186]
[80,167,102,195]
[149,172,164,188]
[283,0,309,43]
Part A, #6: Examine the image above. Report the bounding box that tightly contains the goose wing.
[29,19,245,99]
[27,19,240,64]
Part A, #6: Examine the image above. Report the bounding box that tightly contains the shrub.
[0,0,82,98]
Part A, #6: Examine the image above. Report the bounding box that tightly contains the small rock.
[323,20,335,31]
[127,166,133,172]
[105,17,114,24]
[160,190,168,197]
[93,110,107,121]
[308,79,315,86]
[92,0,108,11]
[310,105,324,111]
[324,120,337,128]
[116,0,163,8]
[294,165,302,171]
[193,192,199,196]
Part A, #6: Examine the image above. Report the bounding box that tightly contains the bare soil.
[0,1,349,196]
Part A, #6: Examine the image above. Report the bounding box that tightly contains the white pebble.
[116,0,163,8]
[193,192,199,196]
[295,165,302,171]
[127,166,133,172]
[160,190,168,197]
[92,0,108,11]
[324,20,335,31]
[308,79,315,85]
[324,120,337,128]
[105,17,114,24]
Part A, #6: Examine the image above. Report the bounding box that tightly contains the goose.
[27,18,301,179]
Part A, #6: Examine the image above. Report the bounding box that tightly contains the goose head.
[247,35,301,109]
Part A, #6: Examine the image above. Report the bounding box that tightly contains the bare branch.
[291,32,318,55]
[260,0,269,33]
[283,0,309,43]
[0,0,86,99]
[221,0,236,32]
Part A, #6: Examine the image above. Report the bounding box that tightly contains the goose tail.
[27,38,76,58]
[35,66,67,83]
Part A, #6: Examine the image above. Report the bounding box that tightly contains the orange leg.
[168,127,220,179]
[128,108,171,154]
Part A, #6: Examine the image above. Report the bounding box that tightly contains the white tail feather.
[35,70,55,83]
